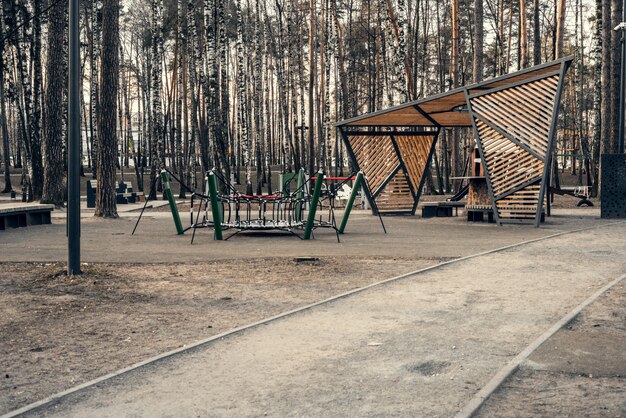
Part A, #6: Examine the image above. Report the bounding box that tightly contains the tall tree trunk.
[90,0,102,178]
[16,3,43,201]
[533,0,540,65]
[473,0,484,82]
[236,0,252,194]
[450,0,461,185]
[308,0,316,174]
[31,0,44,199]
[592,0,602,196]
[95,0,119,217]
[611,0,622,153]
[520,0,528,67]
[555,0,566,57]
[42,0,67,205]
[0,2,12,193]
[150,0,164,198]
[601,0,612,156]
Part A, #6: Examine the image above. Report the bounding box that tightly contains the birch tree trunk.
[90,0,102,178]
[150,0,164,198]
[236,0,252,194]
[592,0,602,196]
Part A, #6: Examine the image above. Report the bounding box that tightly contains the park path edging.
[456,271,626,418]
[4,221,624,418]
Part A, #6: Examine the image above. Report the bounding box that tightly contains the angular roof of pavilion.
[335,56,573,129]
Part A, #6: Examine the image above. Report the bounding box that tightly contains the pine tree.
[95,0,119,217]
[0,1,12,193]
[42,0,67,205]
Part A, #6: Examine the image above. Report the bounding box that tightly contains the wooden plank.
[394,134,435,196]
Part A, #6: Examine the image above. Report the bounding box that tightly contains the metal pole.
[68,0,81,275]
[303,170,324,240]
[160,170,184,234]
[617,8,626,154]
[208,171,223,240]
[338,171,363,234]
[295,167,305,222]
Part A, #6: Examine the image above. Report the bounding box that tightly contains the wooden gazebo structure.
[336,56,572,227]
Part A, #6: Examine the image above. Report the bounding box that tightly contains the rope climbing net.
[189,169,362,242]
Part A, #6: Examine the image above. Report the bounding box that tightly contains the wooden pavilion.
[336,56,573,227]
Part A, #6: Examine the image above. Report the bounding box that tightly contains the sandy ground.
[0,193,623,417]
[0,257,438,415]
[477,282,626,417]
[7,222,625,418]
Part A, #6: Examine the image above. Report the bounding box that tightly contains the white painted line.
[4,221,624,418]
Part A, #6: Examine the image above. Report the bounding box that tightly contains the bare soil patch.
[0,256,441,414]
[476,283,626,417]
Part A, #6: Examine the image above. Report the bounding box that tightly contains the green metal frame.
[160,170,184,235]
[338,171,363,233]
[207,171,223,240]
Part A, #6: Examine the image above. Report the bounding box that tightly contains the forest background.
[0,0,622,216]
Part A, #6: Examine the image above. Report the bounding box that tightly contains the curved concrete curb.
[456,272,626,418]
[4,221,624,418]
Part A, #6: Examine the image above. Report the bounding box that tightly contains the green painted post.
[295,168,305,221]
[208,171,223,240]
[338,171,363,234]
[303,170,324,240]
[160,170,184,235]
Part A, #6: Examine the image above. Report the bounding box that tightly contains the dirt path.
[10,223,625,417]
[0,257,437,415]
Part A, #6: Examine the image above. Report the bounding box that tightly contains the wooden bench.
[0,204,54,230]
[87,180,141,208]
[421,201,466,218]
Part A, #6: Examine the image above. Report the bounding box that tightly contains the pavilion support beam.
[535,61,570,227]
[464,87,503,226]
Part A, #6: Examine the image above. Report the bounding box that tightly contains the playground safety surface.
[1,203,625,416]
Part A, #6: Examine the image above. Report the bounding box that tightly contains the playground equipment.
[131,167,384,241]
[187,169,384,242]
[336,56,573,227]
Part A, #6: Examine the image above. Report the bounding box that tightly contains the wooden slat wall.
[348,134,435,213]
[475,120,544,198]
[471,75,558,156]
[348,135,400,195]
[394,135,436,196]
[470,75,559,222]
[375,171,415,212]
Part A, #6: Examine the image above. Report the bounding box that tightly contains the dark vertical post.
[68,0,81,274]
[617,12,626,154]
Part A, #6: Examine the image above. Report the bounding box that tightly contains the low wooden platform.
[0,203,54,230]
[466,205,495,223]
[421,201,466,218]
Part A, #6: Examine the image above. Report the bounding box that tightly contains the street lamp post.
[68,0,81,275]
